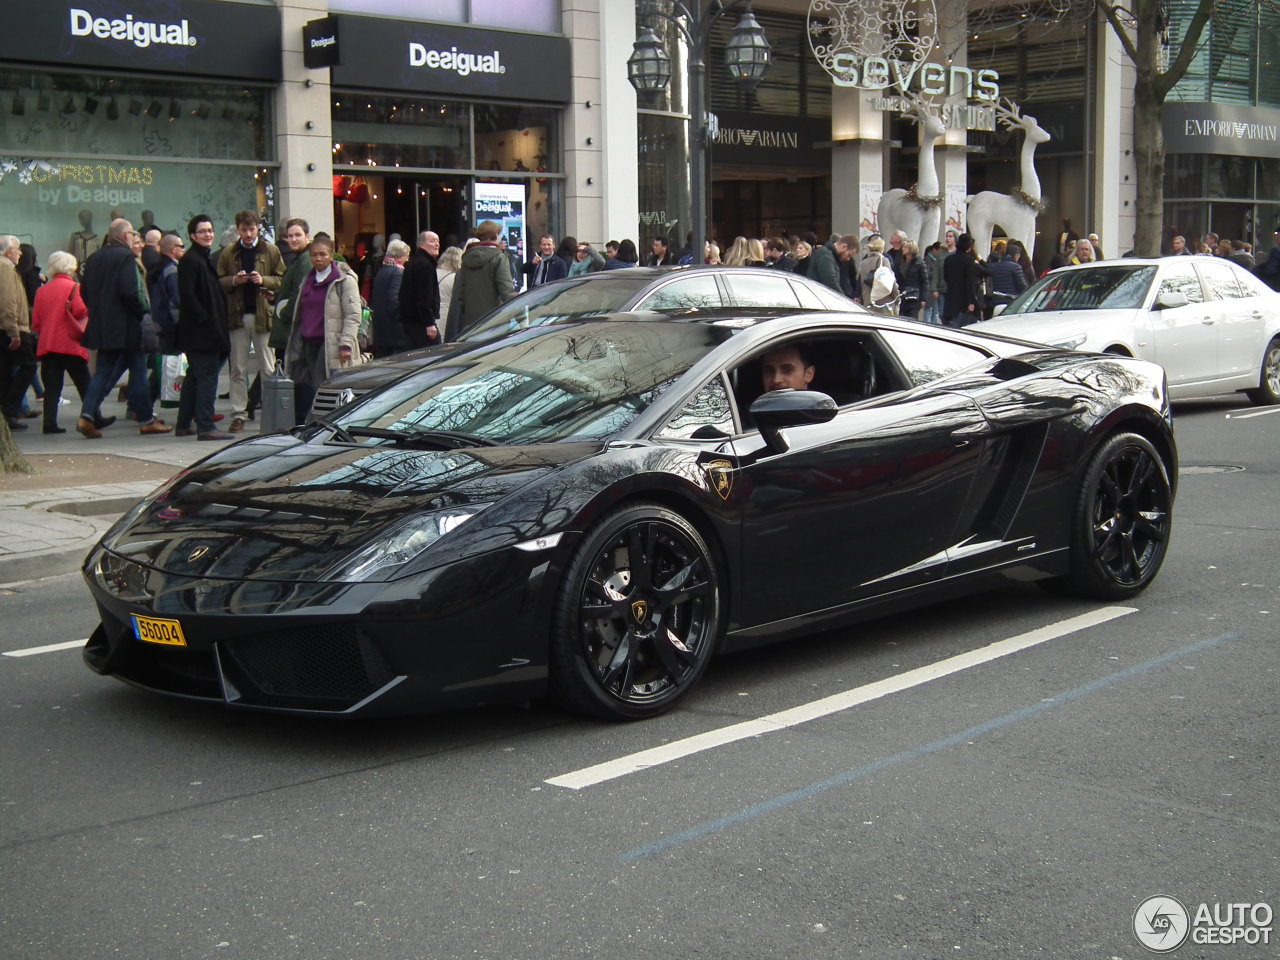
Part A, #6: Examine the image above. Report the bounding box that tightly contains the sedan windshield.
[1004,265,1157,314]
[337,321,731,445]
[459,275,655,342]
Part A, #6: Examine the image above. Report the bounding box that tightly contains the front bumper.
[81,544,560,717]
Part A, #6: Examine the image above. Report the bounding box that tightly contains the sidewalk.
[0,380,261,585]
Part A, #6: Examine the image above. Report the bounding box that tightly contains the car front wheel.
[1245,336,1280,405]
[551,503,722,720]
[1051,432,1172,599]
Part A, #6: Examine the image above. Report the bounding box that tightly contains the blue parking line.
[619,633,1236,863]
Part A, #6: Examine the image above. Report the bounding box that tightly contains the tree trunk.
[0,417,33,475]
[1132,78,1165,257]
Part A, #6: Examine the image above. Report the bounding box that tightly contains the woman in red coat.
[31,250,90,434]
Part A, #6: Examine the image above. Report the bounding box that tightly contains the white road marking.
[3,639,88,658]
[1225,406,1280,420]
[546,606,1137,790]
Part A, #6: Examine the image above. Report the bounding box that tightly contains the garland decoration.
[1013,187,1048,213]
[906,183,944,209]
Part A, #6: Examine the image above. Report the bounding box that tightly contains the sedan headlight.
[323,504,489,582]
[1051,334,1088,350]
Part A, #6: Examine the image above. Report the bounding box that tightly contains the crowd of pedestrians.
[8,215,1280,439]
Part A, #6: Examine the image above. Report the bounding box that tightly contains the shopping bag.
[160,353,186,407]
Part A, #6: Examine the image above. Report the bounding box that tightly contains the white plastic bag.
[870,257,898,304]
[160,353,187,405]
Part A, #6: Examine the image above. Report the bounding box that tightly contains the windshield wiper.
[346,426,499,448]
[291,416,357,443]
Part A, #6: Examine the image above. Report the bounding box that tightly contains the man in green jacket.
[217,210,284,432]
[269,218,313,354]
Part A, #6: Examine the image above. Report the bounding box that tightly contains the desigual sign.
[4,1,281,80]
[408,45,505,77]
[69,8,198,49]
[332,16,569,101]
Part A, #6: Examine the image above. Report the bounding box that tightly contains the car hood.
[103,435,598,581]
[971,308,1139,349]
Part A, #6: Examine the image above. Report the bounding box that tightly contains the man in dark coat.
[524,234,568,287]
[77,218,171,437]
[175,215,232,440]
[942,233,982,327]
[399,230,441,349]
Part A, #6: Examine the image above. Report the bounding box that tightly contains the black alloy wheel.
[1053,432,1172,599]
[551,503,722,719]
[1245,336,1280,405]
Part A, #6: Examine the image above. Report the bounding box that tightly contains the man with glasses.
[77,219,171,437]
[175,215,232,440]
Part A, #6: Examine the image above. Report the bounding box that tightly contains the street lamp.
[627,1,771,266]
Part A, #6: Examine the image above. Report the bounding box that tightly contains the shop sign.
[1164,102,1280,158]
[331,16,570,102]
[710,113,829,170]
[4,0,281,81]
[304,16,341,69]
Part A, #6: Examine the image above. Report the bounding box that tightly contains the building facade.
[3,0,1277,276]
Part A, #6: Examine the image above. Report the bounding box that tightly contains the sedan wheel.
[1245,336,1280,405]
[1052,432,1172,599]
[552,503,721,719]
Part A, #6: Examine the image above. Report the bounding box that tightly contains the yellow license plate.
[131,614,187,647]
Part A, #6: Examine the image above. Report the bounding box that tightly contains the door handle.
[1201,316,1217,325]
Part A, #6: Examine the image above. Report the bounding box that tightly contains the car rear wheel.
[1049,432,1172,599]
[1245,336,1280,405]
[551,503,722,720]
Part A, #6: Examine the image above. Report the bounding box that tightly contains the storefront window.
[474,105,560,174]
[2,69,269,161]
[332,96,469,170]
[637,113,690,250]
[1,69,274,263]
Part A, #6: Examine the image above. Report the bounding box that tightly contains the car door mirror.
[749,389,838,454]
[1154,291,1190,310]
[991,303,1007,317]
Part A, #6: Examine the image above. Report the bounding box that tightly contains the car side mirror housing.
[749,389,838,454]
[1154,291,1190,310]
[991,303,1007,317]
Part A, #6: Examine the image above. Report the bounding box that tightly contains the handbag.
[65,283,84,341]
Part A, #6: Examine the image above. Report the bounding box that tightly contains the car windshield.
[1004,265,1157,314]
[336,321,730,445]
[459,275,655,342]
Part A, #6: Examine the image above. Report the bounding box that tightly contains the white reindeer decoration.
[964,98,1051,260]
[876,96,946,247]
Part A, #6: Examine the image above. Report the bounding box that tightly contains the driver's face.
[761,347,814,392]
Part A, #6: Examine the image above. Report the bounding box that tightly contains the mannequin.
[68,208,99,271]
[139,209,158,233]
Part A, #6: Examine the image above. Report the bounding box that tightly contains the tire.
[1245,336,1280,405]
[550,503,722,720]
[1049,432,1172,600]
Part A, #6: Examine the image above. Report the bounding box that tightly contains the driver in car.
[761,344,815,392]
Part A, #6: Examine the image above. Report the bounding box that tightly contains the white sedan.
[972,257,1280,404]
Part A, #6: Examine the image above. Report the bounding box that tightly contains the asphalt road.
[1,396,1276,960]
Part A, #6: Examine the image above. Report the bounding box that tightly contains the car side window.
[723,273,801,308]
[878,330,989,387]
[1158,264,1205,304]
[638,276,723,311]
[1199,261,1247,300]
[656,376,735,440]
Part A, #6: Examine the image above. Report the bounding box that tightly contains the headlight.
[323,504,489,582]
[1052,334,1088,350]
